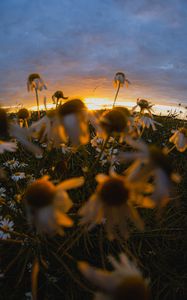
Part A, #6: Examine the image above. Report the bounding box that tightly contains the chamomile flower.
[99,109,128,141]
[52,90,68,108]
[27,73,47,92]
[0,141,17,153]
[132,99,154,116]
[135,114,162,131]
[79,172,144,240]
[29,110,64,149]
[24,176,84,235]
[17,108,30,128]
[169,127,187,152]
[113,72,131,107]
[3,159,19,170]
[0,187,6,198]
[119,138,180,207]
[57,99,90,146]
[0,218,14,240]
[78,253,150,300]
[27,73,47,119]
[11,172,26,182]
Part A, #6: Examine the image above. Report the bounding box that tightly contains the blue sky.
[0,0,187,107]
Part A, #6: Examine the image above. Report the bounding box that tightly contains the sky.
[0,0,187,109]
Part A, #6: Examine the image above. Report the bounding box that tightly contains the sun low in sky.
[0,0,187,109]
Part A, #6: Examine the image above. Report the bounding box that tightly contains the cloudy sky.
[0,0,187,108]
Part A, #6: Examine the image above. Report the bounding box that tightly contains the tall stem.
[35,88,40,119]
[112,82,120,108]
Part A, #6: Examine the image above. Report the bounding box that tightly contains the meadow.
[0,93,187,300]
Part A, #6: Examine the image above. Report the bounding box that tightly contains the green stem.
[112,82,120,108]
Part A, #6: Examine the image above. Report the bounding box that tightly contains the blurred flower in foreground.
[0,218,14,240]
[79,172,144,240]
[52,90,68,108]
[99,108,128,141]
[0,140,17,153]
[27,73,47,119]
[57,99,91,147]
[119,138,180,207]
[169,128,187,152]
[28,110,64,149]
[24,176,84,235]
[17,108,30,128]
[132,99,154,116]
[0,107,43,157]
[78,253,150,300]
[113,72,130,107]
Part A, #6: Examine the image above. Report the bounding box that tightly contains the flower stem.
[112,82,120,108]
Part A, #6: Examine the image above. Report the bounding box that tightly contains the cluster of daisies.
[0,72,186,299]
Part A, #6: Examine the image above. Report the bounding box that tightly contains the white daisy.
[0,218,14,240]
[119,137,180,207]
[78,253,150,300]
[24,175,84,235]
[169,127,187,152]
[79,172,144,240]
[135,114,162,131]
[11,172,26,182]
[3,159,20,170]
[0,187,6,198]
[132,99,154,116]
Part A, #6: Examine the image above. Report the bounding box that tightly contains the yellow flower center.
[24,178,56,208]
[99,178,129,206]
[138,100,151,109]
[112,275,150,300]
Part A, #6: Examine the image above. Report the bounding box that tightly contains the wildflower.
[52,90,68,108]
[119,138,180,207]
[99,109,128,141]
[0,140,17,153]
[27,73,47,92]
[17,108,30,128]
[11,172,26,182]
[24,176,84,235]
[0,187,6,198]
[169,128,187,152]
[113,72,130,107]
[79,172,144,240]
[78,253,150,300]
[0,218,14,239]
[3,159,19,170]
[132,99,154,116]
[0,108,42,157]
[61,143,72,154]
[57,99,90,146]
[135,114,162,131]
[27,73,47,119]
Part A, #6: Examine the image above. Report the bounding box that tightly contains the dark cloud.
[0,0,187,107]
